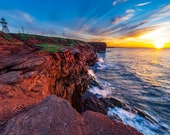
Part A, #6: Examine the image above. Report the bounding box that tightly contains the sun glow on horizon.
[153,39,165,49]
[137,27,169,48]
[105,26,170,48]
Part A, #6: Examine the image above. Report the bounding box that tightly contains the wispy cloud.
[120,26,156,39]
[62,4,170,42]
[0,10,34,24]
[149,4,170,21]
[113,0,128,6]
[23,13,33,23]
[112,9,134,24]
[126,9,135,14]
[112,14,133,24]
[136,1,152,7]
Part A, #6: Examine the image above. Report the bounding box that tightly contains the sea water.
[88,48,170,135]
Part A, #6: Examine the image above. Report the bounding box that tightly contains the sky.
[0,0,170,48]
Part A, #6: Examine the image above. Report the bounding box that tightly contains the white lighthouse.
[1,17,10,33]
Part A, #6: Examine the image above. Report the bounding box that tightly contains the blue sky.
[0,0,170,47]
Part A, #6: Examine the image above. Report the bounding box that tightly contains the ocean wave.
[108,107,169,135]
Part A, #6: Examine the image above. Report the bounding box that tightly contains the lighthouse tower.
[1,17,10,33]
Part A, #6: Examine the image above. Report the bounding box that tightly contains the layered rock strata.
[0,32,142,135]
[0,32,97,125]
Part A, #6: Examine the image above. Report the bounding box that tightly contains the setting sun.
[154,39,165,49]
[136,27,169,48]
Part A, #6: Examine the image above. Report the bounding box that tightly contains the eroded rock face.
[0,33,143,135]
[0,96,142,135]
[0,34,97,124]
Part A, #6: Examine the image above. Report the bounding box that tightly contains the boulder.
[0,96,143,135]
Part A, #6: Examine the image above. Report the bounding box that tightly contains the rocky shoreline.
[0,32,142,135]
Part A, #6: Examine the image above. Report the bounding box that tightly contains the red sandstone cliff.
[0,32,142,135]
[0,32,97,123]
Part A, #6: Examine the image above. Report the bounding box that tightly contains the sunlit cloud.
[112,10,134,25]
[150,4,170,21]
[113,0,128,6]
[106,21,170,48]
[72,4,170,45]
[0,0,169,48]
[136,1,152,7]
[120,26,156,39]
[113,21,149,36]
[112,14,133,24]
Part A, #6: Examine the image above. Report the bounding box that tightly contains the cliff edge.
[0,32,142,135]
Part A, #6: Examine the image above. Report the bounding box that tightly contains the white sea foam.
[98,57,104,63]
[88,67,113,98]
[88,69,96,79]
[107,107,167,135]
[88,86,112,98]
[95,57,108,70]
[96,62,107,70]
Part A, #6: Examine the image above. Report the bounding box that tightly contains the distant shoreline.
[106,47,170,49]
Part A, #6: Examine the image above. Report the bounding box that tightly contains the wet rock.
[82,97,107,114]
[0,96,143,135]
[83,96,128,114]
[100,97,128,109]
[132,107,158,124]
[82,96,130,123]
[83,95,158,126]
[90,79,103,89]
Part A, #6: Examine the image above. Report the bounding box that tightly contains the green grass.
[19,34,35,41]
[3,34,13,40]
[67,39,75,46]
[35,44,61,52]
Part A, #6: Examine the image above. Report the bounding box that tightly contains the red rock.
[0,32,142,135]
[0,31,23,46]
[0,96,142,135]
[0,32,97,124]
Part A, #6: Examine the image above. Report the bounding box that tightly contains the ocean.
[88,48,170,135]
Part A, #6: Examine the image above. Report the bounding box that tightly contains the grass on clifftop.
[20,34,35,41]
[35,44,61,52]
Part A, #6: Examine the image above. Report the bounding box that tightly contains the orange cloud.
[119,26,157,39]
